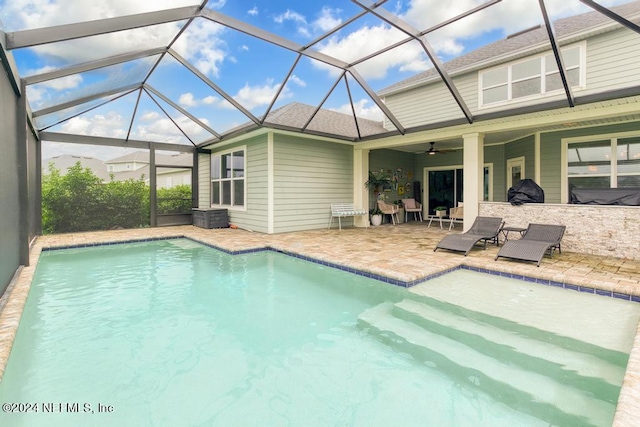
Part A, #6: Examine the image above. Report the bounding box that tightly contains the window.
[566,136,640,194]
[480,44,583,106]
[211,148,245,207]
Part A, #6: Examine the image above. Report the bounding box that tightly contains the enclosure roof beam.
[168,48,261,126]
[5,6,200,49]
[352,0,474,124]
[144,84,221,139]
[32,82,142,118]
[24,47,168,86]
[579,0,640,35]
[40,132,195,153]
[201,8,349,70]
[538,0,574,107]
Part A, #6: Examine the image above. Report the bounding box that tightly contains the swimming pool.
[0,238,637,426]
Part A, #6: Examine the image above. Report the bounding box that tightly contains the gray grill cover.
[507,179,545,205]
[570,188,640,205]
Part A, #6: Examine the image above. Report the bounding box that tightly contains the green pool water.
[0,238,635,426]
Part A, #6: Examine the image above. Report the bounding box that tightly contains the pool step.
[358,302,618,427]
[393,298,625,396]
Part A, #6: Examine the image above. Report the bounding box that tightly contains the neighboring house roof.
[379,1,640,96]
[105,151,193,167]
[42,154,111,181]
[105,151,151,165]
[226,102,388,141]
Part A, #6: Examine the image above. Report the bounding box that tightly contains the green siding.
[540,121,640,203]
[206,135,269,233]
[485,145,506,202]
[384,27,638,129]
[197,153,210,208]
[273,134,354,233]
[370,149,418,207]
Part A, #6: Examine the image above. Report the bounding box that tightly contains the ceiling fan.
[426,141,453,155]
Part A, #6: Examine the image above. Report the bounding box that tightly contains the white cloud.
[288,75,306,87]
[141,111,161,122]
[313,7,342,32]
[274,9,307,25]
[317,24,410,79]
[273,9,310,37]
[330,99,384,122]
[59,111,128,138]
[179,92,221,108]
[27,66,84,90]
[202,96,217,105]
[130,114,210,143]
[172,18,228,78]
[178,93,198,108]
[229,79,289,110]
[247,6,258,17]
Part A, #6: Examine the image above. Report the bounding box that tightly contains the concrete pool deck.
[1,223,639,425]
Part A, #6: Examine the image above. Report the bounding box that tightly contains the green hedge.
[42,162,192,234]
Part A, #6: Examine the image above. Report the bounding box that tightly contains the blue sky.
[0,0,632,160]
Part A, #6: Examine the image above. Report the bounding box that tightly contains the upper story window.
[211,148,245,208]
[480,43,583,107]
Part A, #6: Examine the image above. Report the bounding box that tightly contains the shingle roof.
[105,152,192,166]
[221,102,388,142]
[379,1,640,95]
[42,154,111,181]
[265,102,387,138]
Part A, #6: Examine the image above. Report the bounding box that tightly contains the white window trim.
[422,164,494,206]
[506,156,525,190]
[210,145,247,211]
[484,163,494,202]
[561,130,640,202]
[479,41,586,109]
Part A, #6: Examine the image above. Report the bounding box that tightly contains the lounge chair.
[434,216,504,256]
[495,223,566,267]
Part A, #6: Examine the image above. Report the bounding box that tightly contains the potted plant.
[369,207,383,226]
[434,206,448,217]
[365,171,391,202]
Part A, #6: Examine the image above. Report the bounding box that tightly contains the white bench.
[328,203,368,230]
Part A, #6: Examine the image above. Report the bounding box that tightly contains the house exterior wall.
[273,134,354,233]
[156,170,191,189]
[584,27,640,96]
[480,202,640,260]
[0,67,21,296]
[369,149,417,208]
[383,27,639,130]
[485,144,506,202]
[197,153,210,208]
[203,135,269,233]
[539,121,640,203]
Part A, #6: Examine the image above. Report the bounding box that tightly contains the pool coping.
[40,235,640,302]
[1,231,639,426]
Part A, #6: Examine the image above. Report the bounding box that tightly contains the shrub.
[42,162,150,233]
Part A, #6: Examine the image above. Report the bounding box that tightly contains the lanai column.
[353,148,370,227]
[462,132,484,231]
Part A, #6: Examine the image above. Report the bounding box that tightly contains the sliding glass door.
[427,169,463,215]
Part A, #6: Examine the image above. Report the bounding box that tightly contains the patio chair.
[448,202,464,231]
[434,216,504,256]
[377,201,400,225]
[401,198,423,222]
[495,223,566,267]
